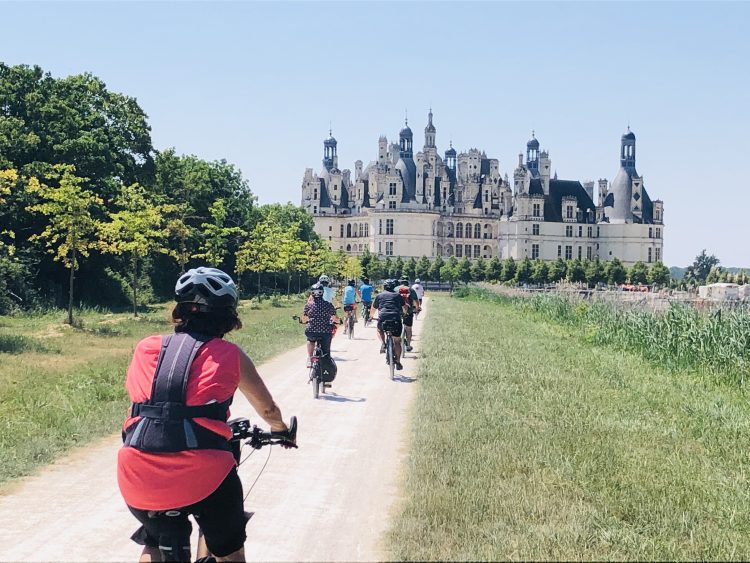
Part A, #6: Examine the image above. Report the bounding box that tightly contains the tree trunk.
[132,254,138,317]
[287,273,292,295]
[67,248,75,326]
[297,273,301,294]
[257,272,262,302]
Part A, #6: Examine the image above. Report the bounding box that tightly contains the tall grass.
[464,288,750,385]
[388,293,750,561]
[0,296,306,486]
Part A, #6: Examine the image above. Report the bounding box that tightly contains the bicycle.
[344,303,357,339]
[293,315,334,399]
[156,417,298,562]
[377,318,400,381]
[361,302,372,327]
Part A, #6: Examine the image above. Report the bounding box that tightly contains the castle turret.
[323,130,338,171]
[424,108,436,150]
[526,131,540,177]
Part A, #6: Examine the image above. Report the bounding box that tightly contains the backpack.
[398,286,411,310]
[318,354,337,382]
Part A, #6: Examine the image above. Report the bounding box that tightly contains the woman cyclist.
[117,267,295,562]
[303,282,338,367]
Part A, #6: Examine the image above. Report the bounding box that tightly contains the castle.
[301,111,664,266]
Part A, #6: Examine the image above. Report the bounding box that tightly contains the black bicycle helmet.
[310,283,324,298]
[399,275,409,285]
[383,279,396,292]
[348,279,356,287]
[362,277,370,284]
[175,267,238,309]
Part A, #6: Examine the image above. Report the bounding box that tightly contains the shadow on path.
[320,392,367,403]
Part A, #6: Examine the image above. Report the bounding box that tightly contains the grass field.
[0,296,306,486]
[388,291,750,561]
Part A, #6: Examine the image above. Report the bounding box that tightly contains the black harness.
[123,332,233,453]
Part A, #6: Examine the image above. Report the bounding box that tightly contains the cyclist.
[303,282,338,367]
[117,267,295,562]
[342,278,359,328]
[359,277,374,322]
[317,274,335,304]
[371,279,404,370]
[412,278,425,307]
[397,275,420,352]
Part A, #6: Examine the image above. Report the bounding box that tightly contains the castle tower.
[526,131,539,177]
[444,141,456,171]
[424,108,436,150]
[399,117,413,158]
[621,126,636,172]
[323,129,338,171]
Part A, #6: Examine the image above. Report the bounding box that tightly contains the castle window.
[485,190,489,203]
[475,224,481,238]
[474,245,481,258]
[597,226,600,238]
[378,241,382,254]
[389,183,397,196]
[566,226,573,237]
[378,220,382,235]
[386,219,394,235]
[578,226,583,238]
[456,245,463,258]
[587,246,593,260]
[465,223,472,239]
[648,247,653,263]
[565,245,572,260]
[655,247,661,261]
[346,244,351,252]
[648,227,653,238]
[532,244,540,260]
[465,245,471,257]
[566,206,574,219]
[385,241,394,256]
[588,226,593,238]
[533,203,541,217]
[314,206,317,214]
[656,228,661,239]
[341,224,344,237]
[578,246,582,260]
[329,226,332,232]
[456,223,464,238]
[314,188,318,199]
[365,223,369,237]
[389,201,396,209]
[532,224,540,236]
[347,224,352,238]
[558,245,562,258]
[359,224,364,237]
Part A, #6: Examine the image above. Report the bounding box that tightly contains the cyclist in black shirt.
[371,279,405,370]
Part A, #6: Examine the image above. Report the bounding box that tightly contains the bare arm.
[238,349,287,432]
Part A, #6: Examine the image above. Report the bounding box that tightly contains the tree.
[585,258,605,287]
[441,259,459,292]
[605,257,627,286]
[366,255,384,283]
[531,259,549,286]
[706,266,720,284]
[404,257,417,282]
[393,256,405,279]
[193,198,242,268]
[99,183,166,316]
[383,257,394,279]
[486,257,502,282]
[501,257,516,283]
[567,259,586,283]
[415,256,431,281]
[549,257,567,283]
[629,261,649,285]
[236,220,283,298]
[429,255,444,284]
[459,257,472,284]
[26,165,102,324]
[471,256,487,282]
[515,257,533,285]
[685,249,720,283]
[735,269,748,285]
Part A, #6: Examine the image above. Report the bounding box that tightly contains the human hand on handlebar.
[271,418,298,449]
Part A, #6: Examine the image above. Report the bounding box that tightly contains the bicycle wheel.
[348,313,354,339]
[313,371,320,399]
[386,336,395,380]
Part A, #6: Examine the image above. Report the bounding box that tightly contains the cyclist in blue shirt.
[342,279,359,326]
[360,278,374,308]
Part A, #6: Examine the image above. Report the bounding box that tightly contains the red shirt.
[117,335,239,510]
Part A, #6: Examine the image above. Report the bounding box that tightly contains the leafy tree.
[26,165,102,324]
[567,259,586,283]
[459,257,472,284]
[501,257,516,283]
[531,259,549,286]
[629,261,649,285]
[706,266,720,284]
[393,256,405,279]
[359,248,374,277]
[404,257,417,282]
[429,255,444,283]
[585,258,605,287]
[605,257,627,286]
[486,256,502,282]
[415,256,431,281]
[99,183,166,316]
[684,249,720,283]
[515,257,533,285]
[471,256,487,281]
[549,257,567,283]
[383,257,394,279]
[193,198,242,268]
[441,259,459,292]
[366,255,384,283]
[236,220,284,298]
[735,269,748,285]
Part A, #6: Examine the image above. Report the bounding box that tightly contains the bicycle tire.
[313,371,320,399]
[386,336,395,380]
[348,314,354,339]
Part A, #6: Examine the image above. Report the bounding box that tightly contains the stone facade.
[301,113,664,267]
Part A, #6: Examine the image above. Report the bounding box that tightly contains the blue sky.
[1,1,748,267]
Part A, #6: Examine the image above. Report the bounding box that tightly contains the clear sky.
[1,1,748,267]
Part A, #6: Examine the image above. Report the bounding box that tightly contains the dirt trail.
[0,300,426,562]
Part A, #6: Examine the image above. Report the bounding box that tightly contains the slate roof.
[528,178,598,223]
[319,178,332,208]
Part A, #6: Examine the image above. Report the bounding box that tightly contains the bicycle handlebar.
[228,416,298,450]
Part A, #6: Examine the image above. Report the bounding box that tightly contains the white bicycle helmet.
[415,278,421,284]
[318,274,331,286]
[175,267,238,309]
